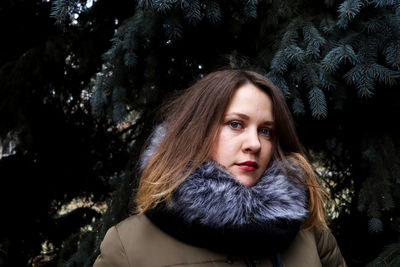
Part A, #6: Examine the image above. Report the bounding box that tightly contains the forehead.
[224,83,274,121]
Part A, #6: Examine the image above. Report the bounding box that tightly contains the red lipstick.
[236,161,259,171]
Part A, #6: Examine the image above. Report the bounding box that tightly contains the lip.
[235,161,259,171]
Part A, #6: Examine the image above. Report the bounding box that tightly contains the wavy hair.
[136,69,328,229]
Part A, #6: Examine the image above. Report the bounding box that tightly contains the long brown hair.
[136,69,328,229]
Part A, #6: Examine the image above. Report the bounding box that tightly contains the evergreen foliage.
[48,0,400,265]
[51,0,74,24]
[358,136,400,234]
[268,0,400,117]
[0,0,133,265]
[2,0,400,266]
[367,242,400,267]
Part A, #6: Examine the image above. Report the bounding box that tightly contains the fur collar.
[141,125,309,256]
[167,160,308,227]
[145,160,308,256]
[139,124,167,171]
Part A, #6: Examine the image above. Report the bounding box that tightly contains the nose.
[242,127,261,153]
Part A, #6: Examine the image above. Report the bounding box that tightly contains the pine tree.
[0,0,133,266]
[3,0,398,265]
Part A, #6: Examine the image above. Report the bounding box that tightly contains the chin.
[236,176,258,187]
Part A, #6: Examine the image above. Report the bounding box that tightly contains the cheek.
[210,130,233,162]
[261,142,274,163]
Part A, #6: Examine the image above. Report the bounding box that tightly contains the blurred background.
[0,0,399,266]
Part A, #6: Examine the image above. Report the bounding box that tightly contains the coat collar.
[166,160,308,226]
[146,160,308,257]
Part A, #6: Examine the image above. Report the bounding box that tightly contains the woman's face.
[211,83,274,187]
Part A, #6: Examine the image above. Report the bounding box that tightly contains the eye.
[228,121,243,129]
[259,128,272,136]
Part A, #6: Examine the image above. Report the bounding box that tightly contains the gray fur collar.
[145,160,309,256]
[141,125,309,228]
[142,125,309,255]
[139,124,167,171]
[167,160,309,228]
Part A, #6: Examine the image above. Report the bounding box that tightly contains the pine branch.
[321,44,357,73]
[303,64,320,89]
[287,45,305,64]
[344,35,382,97]
[292,97,305,115]
[368,217,383,232]
[303,23,326,58]
[51,0,76,25]
[370,63,400,85]
[383,40,400,70]
[320,16,336,33]
[205,0,222,23]
[346,64,375,97]
[243,1,258,20]
[370,0,397,8]
[321,45,357,73]
[271,45,305,75]
[164,17,184,40]
[364,16,391,34]
[154,0,176,13]
[308,88,327,118]
[337,0,364,29]
[182,0,202,25]
[281,21,300,46]
[138,0,155,9]
[270,50,289,74]
[267,73,291,98]
[367,242,400,267]
[319,72,337,91]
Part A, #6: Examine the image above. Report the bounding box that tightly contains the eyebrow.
[225,112,275,126]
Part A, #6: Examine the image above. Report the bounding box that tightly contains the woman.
[94,70,347,266]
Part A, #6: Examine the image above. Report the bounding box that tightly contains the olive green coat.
[93,215,346,267]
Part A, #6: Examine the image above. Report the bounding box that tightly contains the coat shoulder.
[281,228,346,267]
[93,220,132,267]
[312,228,347,267]
[94,216,347,267]
[93,216,158,267]
[98,215,230,266]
